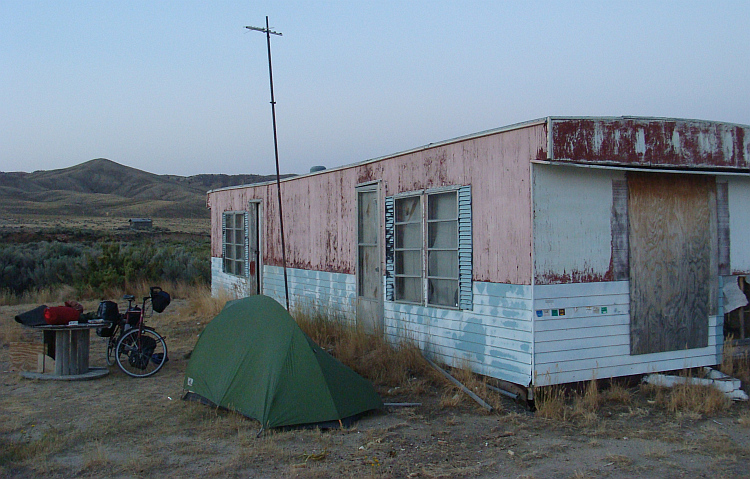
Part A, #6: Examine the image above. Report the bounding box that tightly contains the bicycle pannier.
[96,301,120,322]
[96,325,115,337]
[150,287,171,313]
[126,307,141,327]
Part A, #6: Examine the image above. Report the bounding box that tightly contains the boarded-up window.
[629,173,714,354]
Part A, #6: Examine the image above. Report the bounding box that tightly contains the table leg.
[55,330,70,375]
[54,329,91,375]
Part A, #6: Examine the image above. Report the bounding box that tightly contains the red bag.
[44,306,81,325]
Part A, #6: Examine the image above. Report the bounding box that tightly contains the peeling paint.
[535,269,614,285]
[552,118,750,169]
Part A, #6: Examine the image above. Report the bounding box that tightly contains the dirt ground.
[2,300,750,479]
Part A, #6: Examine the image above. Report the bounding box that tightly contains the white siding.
[263,265,357,321]
[211,257,255,297]
[533,282,723,386]
[533,165,623,283]
[727,176,750,273]
[385,282,534,386]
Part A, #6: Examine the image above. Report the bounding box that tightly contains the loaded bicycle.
[97,286,170,378]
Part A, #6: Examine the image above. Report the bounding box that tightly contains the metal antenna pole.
[246,17,289,310]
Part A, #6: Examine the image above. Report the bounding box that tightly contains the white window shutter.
[244,212,250,277]
[221,212,227,272]
[384,196,395,301]
[457,185,473,310]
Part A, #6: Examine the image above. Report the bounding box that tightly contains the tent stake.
[424,357,493,412]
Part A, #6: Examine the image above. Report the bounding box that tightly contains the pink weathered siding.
[208,123,548,285]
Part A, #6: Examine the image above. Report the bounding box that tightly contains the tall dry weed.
[534,385,567,421]
[574,379,601,413]
[292,305,436,394]
[184,284,233,318]
[641,370,731,416]
[720,336,750,384]
[602,379,632,404]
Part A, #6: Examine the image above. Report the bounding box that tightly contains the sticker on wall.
[551,310,559,317]
[593,306,600,314]
[559,309,566,316]
[543,309,551,317]
[536,310,543,317]
[601,306,608,314]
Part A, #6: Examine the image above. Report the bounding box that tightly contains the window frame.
[393,194,424,305]
[391,186,464,309]
[222,210,248,277]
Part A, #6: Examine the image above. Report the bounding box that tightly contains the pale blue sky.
[2,1,748,176]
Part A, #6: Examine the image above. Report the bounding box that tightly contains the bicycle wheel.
[115,328,168,378]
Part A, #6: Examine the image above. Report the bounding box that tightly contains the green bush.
[0,238,209,296]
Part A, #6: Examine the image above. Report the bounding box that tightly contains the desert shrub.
[0,242,88,295]
[0,237,209,302]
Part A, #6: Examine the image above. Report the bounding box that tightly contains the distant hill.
[0,158,291,218]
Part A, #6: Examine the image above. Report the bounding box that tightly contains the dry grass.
[720,336,750,385]
[534,385,568,421]
[292,305,439,395]
[640,369,731,416]
[1,279,210,307]
[182,283,233,318]
[602,379,632,404]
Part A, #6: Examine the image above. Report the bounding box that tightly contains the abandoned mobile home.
[207,116,750,392]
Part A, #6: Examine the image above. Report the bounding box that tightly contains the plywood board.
[629,173,713,354]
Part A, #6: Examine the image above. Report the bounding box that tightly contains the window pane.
[236,260,243,276]
[396,196,421,222]
[428,192,457,220]
[234,214,244,229]
[428,250,458,278]
[358,191,378,244]
[225,227,233,246]
[235,245,244,260]
[428,221,457,248]
[396,250,421,276]
[396,223,421,248]
[235,228,245,245]
[428,278,458,307]
[396,277,422,303]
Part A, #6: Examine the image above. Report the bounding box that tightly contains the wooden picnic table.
[21,322,110,380]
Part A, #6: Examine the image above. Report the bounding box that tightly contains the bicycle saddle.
[123,294,135,301]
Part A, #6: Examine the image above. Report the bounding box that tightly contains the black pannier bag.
[130,335,157,370]
[97,300,120,321]
[150,286,171,313]
[95,300,120,337]
[126,307,142,327]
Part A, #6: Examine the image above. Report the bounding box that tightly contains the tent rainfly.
[183,295,383,430]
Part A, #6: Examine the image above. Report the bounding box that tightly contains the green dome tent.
[183,295,383,430]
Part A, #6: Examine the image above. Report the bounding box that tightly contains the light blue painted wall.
[533,281,723,386]
[726,176,750,273]
[384,281,534,386]
[262,265,357,321]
